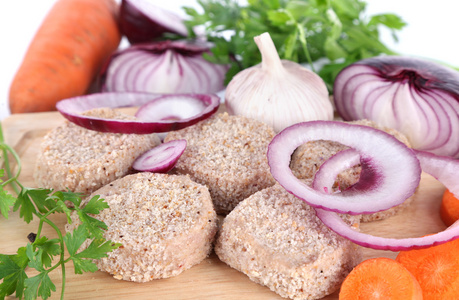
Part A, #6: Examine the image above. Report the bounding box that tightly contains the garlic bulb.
[225,32,333,132]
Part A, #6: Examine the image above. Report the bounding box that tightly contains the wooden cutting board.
[0,111,448,300]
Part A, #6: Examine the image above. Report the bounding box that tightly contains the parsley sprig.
[183,0,406,91]
[0,123,120,300]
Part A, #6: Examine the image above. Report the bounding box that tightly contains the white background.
[1,0,459,120]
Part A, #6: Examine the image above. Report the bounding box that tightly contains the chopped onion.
[120,0,188,44]
[56,92,220,134]
[333,55,459,158]
[267,120,421,214]
[99,40,228,94]
[132,139,186,173]
[225,32,333,132]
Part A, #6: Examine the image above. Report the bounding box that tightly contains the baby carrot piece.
[440,189,459,227]
[9,0,121,113]
[396,237,459,300]
[339,257,423,300]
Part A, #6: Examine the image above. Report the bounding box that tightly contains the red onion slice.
[312,145,459,251]
[132,139,186,173]
[267,121,421,214]
[120,0,188,44]
[56,92,220,134]
[315,208,459,251]
[312,149,361,194]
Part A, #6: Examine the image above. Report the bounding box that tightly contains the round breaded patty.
[164,112,276,214]
[34,108,161,195]
[290,119,414,222]
[215,183,361,300]
[66,172,218,282]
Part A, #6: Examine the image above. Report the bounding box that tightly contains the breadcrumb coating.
[215,183,361,300]
[164,112,276,214]
[66,172,218,282]
[34,108,161,194]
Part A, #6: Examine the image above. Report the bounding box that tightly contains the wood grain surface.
[0,111,448,300]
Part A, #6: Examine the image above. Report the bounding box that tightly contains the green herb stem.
[42,216,67,300]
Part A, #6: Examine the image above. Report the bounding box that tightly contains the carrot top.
[396,237,459,300]
[440,189,459,227]
[339,257,422,300]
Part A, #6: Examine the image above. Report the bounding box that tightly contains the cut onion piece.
[267,121,421,214]
[132,139,186,173]
[56,92,220,134]
[414,150,459,197]
[99,40,228,94]
[312,144,459,251]
[120,0,188,44]
[315,208,459,251]
[333,55,459,158]
[312,148,361,194]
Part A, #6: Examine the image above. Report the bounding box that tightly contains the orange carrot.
[9,0,121,113]
[339,257,423,300]
[396,237,459,300]
[440,189,459,227]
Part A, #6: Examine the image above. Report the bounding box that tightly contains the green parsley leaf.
[25,188,54,214]
[24,272,56,300]
[13,189,37,224]
[0,247,29,299]
[0,186,16,219]
[82,195,109,215]
[75,196,110,239]
[33,237,61,268]
[76,239,120,260]
[64,225,89,257]
[64,225,120,274]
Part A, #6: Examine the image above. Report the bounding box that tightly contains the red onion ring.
[56,92,220,134]
[267,120,421,214]
[315,209,459,251]
[132,139,186,173]
[310,140,459,251]
[312,148,360,194]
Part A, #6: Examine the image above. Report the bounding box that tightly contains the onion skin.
[333,55,459,158]
[120,0,188,44]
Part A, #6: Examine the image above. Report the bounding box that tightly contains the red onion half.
[267,121,421,215]
[120,0,188,44]
[333,56,459,158]
[313,149,459,251]
[99,40,228,94]
[132,139,186,173]
[56,92,220,134]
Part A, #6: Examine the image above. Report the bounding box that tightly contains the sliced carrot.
[339,257,422,300]
[440,189,459,227]
[9,0,121,113]
[396,237,459,300]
